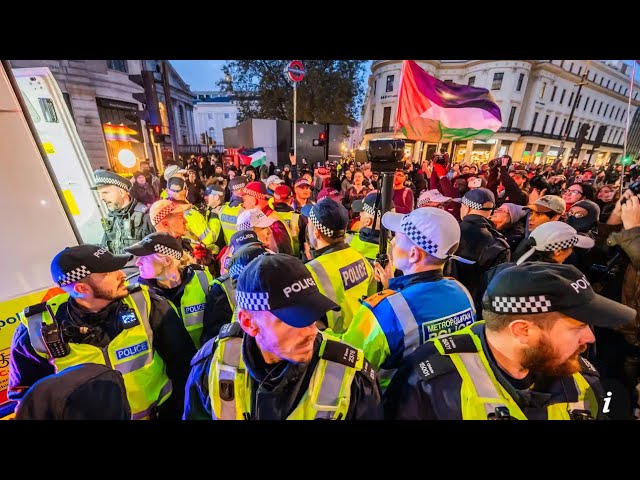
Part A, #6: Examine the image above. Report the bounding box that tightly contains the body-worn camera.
[367,140,405,172]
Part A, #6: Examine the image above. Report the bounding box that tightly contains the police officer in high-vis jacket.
[125,232,213,349]
[184,253,383,420]
[202,237,268,345]
[8,245,196,420]
[383,263,637,420]
[342,207,476,388]
[219,176,247,245]
[301,198,375,335]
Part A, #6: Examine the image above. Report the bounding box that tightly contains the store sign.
[547,150,558,157]
[473,139,496,144]
[380,94,398,100]
[96,97,138,112]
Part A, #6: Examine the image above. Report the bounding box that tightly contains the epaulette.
[411,342,457,382]
[127,283,143,294]
[321,339,359,369]
[190,337,216,367]
[438,334,478,355]
[217,322,243,340]
[362,289,397,308]
[579,356,600,378]
[23,302,47,318]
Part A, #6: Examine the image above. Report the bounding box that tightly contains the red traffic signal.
[152,125,162,134]
[319,131,326,142]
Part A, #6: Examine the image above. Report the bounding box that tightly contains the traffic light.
[200,133,206,145]
[128,70,161,126]
[151,125,168,144]
[623,155,632,165]
[574,123,591,152]
[313,131,326,147]
[593,125,606,149]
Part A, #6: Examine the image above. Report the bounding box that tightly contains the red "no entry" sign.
[287,60,305,83]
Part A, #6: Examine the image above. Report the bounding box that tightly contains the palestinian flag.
[238,147,267,168]
[394,60,502,142]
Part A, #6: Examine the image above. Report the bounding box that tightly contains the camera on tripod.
[367,139,405,173]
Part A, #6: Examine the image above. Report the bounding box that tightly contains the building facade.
[359,60,640,166]
[193,91,240,148]
[9,60,197,174]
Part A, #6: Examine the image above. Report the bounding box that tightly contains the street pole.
[293,82,297,165]
[620,60,637,196]
[558,61,590,166]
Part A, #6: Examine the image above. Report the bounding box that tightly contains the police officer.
[219,176,247,245]
[92,170,154,255]
[201,242,269,345]
[383,263,637,420]
[184,253,383,420]
[301,198,375,335]
[272,184,307,258]
[149,199,204,267]
[125,233,213,349]
[447,188,511,311]
[343,207,476,387]
[165,177,216,252]
[8,245,196,419]
[201,183,226,255]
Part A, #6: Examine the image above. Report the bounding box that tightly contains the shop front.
[96,97,148,176]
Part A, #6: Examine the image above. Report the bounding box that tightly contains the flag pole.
[293,82,297,167]
[620,60,637,196]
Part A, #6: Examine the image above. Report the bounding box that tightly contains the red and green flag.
[237,147,267,168]
[394,60,502,142]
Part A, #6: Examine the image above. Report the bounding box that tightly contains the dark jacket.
[447,215,511,311]
[273,203,308,258]
[609,227,640,346]
[15,363,131,420]
[383,322,604,420]
[8,285,196,419]
[130,182,157,206]
[500,220,526,252]
[486,168,529,206]
[201,275,234,346]
[101,199,155,255]
[184,331,383,420]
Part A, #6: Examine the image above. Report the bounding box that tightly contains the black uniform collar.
[462,214,496,227]
[359,227,380,243]
[388,269,444,290]
[312,241,349,259]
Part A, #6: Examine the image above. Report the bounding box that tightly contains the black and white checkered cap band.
[400,215,439,256]
[362,203,380,217]
[491,295,552,313]
[543,235,579,251]
[310,209,334,237]
[153,243,182,260]
[95,176,130,191]
[237,220,251,231]
[462,197,484,210]
[236,290,271,310]
[57,265,92,287]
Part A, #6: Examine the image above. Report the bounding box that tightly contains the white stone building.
[193,91,240,148]
[359,60,640,166]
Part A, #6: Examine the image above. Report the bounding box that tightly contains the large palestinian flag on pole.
[238,147,267,168]
[394,60,502,142]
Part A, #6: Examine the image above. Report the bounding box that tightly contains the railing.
[176,144,228,157]
[364,126,395,134]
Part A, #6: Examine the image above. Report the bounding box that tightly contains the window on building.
[609,106,614,118]
[599,77,603,85]
[551,116,558,135]
[516,73,524,91]
[382,107,392,129]
[577,66,582,76]
[613,83,617,92]
[575,122,582,139]
[468,76,476,86]
[607,80,610,88]
[606,129,612,143]
[560,118,566,136]
[507,106,517,129]
[62,92,75,122]
[583,97,589,111]
[370,108,375,129]
[540,82,547,99]
[593,74,597,83]
[373,80,377,96]
[568,92,574,107]
[542,114,549,133]
[531,112,539,131]
[598,101,603,115]
[560,60,565,68]
[622,110,626,123]
[590,100,596,113]
[570,62,575,73]
[182,134,187,144]
[550,86,557,102]
[178,105,186,126]
[603,104,609,117]
[224,112,230,119]
[589,126,596,141]
[624,88,628,96]
[560,89,566,104]
[443,79,453,85]
[492,72,504,90]
[207,113,213,120]
[107,60,128,73]
[568,120,575,136]
[615,131,622,144]
[386,75,394,92]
